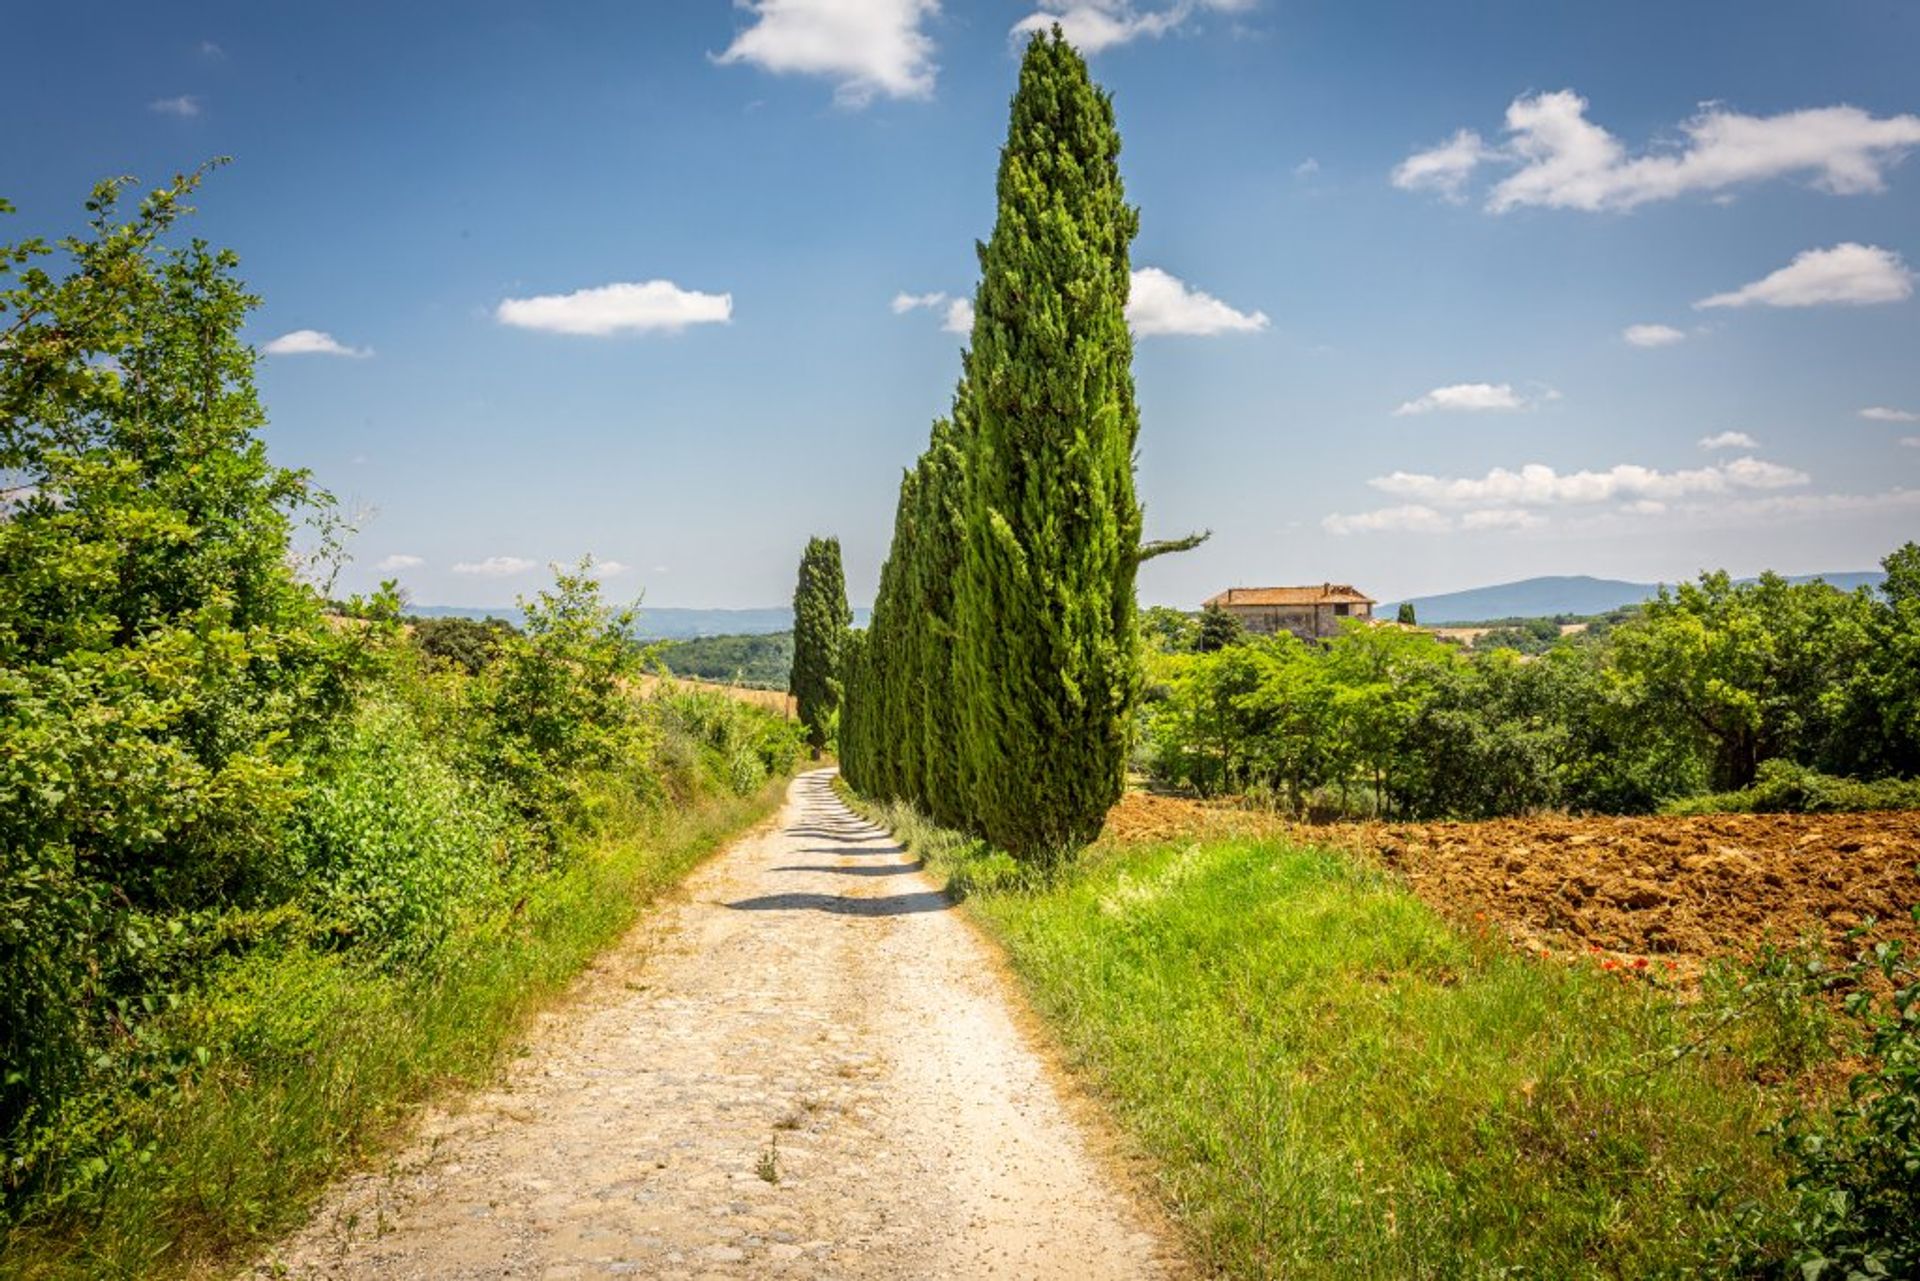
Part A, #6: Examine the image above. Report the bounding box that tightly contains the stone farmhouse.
[1202,584,1377,642]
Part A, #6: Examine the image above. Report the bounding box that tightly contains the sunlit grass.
[867,797,1797,1278]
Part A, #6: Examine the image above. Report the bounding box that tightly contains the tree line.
[1143,548,1920,818]
[822,31,1187,861]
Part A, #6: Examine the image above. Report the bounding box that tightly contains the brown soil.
[1101,794,1920,978]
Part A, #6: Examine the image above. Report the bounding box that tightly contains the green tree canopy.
[0,170,367,1153]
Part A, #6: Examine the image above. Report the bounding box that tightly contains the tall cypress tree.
[951,29,1144,858]
[909,408,968,828]
[789,535,850,756]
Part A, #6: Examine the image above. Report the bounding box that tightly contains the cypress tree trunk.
[789,536,851,757]
[952,29,1143,859]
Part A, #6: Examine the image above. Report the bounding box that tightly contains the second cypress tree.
[789,535,851,757]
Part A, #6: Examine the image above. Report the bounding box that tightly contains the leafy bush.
[470,561,649,846]
[650,686,804,799]
[410,614,517,674]
[1,172,375,1184]
[1663,760,1920,815]
[1754,915,1920,1278]
[291,696,520,963]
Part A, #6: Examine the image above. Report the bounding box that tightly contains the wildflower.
[1633,957,1648,970]
[1602,959,1618,971]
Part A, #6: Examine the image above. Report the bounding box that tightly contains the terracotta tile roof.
[1202,584,1377,608]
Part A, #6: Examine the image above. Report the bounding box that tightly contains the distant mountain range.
[1383,571,1887,625]
[407,603,871,641]
[412,569,1888,637]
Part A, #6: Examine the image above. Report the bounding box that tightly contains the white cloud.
[1323,505,1545,535]
[1372,457,1808,508]
[1699,430,1759,450]
[198,40,224,57]
[716,0,938,106]
[1012,0,1254,55]
[892,289,969,332]
[1322,504,1451,535]
[1697,243,1914,309]
[1390,128,1491,201]
[1126,267,1268,336]
[592,559,631,578]
[891,290,947,314]
[495,281,732,336]
[1459,507,1545,530]
[1904,437,1920,448]
[452,556,537,577]
[375,553,425,570]
[1392,382,1533,416]
[263,329,372,358]
[1293,157,1319,178]
[148,95,202,117]
[1860,406,1920,423]
[1623,323,1686,348]
[1395,90,1920,212]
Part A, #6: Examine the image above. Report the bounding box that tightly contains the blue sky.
[7,0,1918,609]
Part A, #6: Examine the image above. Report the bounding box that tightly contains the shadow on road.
[790,843,908,858]
[782,827,894,844]
[722,890,951,917]
[771,861,924,877]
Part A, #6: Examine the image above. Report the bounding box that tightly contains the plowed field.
[1100,794,1920,978]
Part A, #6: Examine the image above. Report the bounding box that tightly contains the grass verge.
[1,773,790,1280]
[852,790,1802,1278]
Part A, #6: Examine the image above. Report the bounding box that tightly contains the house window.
[1333,603,1350,616]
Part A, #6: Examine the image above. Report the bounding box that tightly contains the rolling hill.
[1384,571,1887,625]
[407,604,871,641]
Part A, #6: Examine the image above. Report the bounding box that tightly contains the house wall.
[1223,601,1372,641]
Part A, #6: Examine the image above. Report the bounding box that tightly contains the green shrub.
[0,172,377,1189]
[1766,916,1920,1278]
[410,615,517,674]
[470,562,649,846]
[1662,760,1920,815]
[291,696,521,964]
[650,686,804,798]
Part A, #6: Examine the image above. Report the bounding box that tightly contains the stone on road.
[264,769,1179,1279]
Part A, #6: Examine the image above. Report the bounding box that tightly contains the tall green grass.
[0,773,788,1280]
[867,798,1800,1278]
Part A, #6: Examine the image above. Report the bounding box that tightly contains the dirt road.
[263,769,1176,1280]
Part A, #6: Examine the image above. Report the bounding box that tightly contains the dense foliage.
[0,175,804,1261]
[788,536,850,755]
[655,629,792,689]
[1144,549,1920,818]
[843,30,1167,859]
[2,171,365,1167]
[408,613,517,674]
